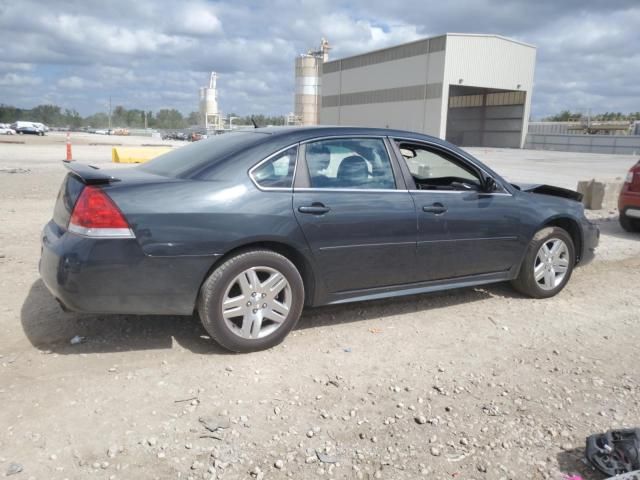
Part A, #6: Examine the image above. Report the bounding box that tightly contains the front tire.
[620,211,640,233]
[511,227,575,298]
[198,249,304,353]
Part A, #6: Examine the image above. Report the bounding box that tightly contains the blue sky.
[0,0,638,119]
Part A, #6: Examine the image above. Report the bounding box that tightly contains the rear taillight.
[68,186,134,238]
[625,164,640,192]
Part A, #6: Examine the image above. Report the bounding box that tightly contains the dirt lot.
[1,134,639,480]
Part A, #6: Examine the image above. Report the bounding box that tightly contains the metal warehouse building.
[320,33,536,148]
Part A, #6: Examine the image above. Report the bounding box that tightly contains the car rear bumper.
[619,189,640,218]
[39,220,218,315]
[578,217,599,266]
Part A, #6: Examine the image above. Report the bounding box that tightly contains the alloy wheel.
[221,266,292,339]
[533,238,570,291]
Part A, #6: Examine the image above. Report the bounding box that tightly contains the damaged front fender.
[512,183,583,203]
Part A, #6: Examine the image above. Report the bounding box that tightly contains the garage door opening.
[445,86,526,148]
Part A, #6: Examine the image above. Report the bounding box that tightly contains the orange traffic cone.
[66,132,73,161]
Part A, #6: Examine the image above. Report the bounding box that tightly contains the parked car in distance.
[619,160,640,232]
[40,126,599,352]
[162,131,189,141]
[0,125,16,135]
[11,121,45,135]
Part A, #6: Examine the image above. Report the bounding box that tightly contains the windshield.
[139,132,266,178]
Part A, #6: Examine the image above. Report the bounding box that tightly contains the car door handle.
[422,203,447,214]
[298,204,331,215]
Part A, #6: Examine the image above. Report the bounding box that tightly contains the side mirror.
[484,177,498,193]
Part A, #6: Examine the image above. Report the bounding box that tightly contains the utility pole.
[108,96,112,133]
[144,111,148,129]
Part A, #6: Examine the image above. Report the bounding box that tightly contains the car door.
[293,136,418,294]
[392,138,522,281]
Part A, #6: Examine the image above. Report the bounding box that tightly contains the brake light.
[626,171,635,184]
[68,186,134,238]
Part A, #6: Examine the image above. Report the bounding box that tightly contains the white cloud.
[0,73,41,87]
[174,5,223,36]
[0,62,34,72]
[57,76,85,89]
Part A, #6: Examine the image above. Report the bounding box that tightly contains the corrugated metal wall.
[446,86,526,148]
[525,133,640,155]
[527,122,575,134]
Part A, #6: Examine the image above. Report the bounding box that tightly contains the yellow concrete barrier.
[112,147,172,164]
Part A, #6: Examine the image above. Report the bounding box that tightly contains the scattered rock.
[107,445,119,458]
[316,451,338,464]
[6,463,23,476]
[199,416,231,433]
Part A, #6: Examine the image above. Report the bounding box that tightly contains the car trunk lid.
[52,162,169,231]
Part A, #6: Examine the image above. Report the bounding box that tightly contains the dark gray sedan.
[40,127,599,352]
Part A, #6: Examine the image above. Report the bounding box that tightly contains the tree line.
[0,104,287,129]
[544,110,640,122]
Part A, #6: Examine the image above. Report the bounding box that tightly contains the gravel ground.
[0,135,639,479]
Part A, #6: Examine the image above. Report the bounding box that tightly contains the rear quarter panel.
[106,177,308,258]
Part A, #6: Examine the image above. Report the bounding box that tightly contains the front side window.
[251,146,298,189]
[305,138,395,189]
[396,142,482,191]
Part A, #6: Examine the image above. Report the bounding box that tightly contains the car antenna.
[251,116,259,129]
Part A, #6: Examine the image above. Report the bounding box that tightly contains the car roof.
[247,125,444,145]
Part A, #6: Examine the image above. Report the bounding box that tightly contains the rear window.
[138,132,265,178]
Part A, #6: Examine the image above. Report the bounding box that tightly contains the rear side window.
[305,138,395,189]
[139,132,264,178]
[250,146,298,189]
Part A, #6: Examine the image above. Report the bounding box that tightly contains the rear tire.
[511,227,575,298]
[620,212,640,233]
[197,249,304,353]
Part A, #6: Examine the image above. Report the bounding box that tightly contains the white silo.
[294,38,330,126]
[200,72,220,129]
